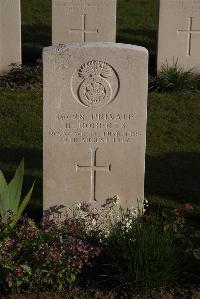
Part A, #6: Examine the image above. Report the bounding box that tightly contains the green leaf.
[173,223,178,233]
[0,170,9,219]
[16,280,22,287]
[193,249,200,261]
[21,264,32,275]
[10,180,35,228]
[192,231,200,238]
[8,159,24,213]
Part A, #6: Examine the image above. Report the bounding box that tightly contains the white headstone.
[43,43,148,214]
[0,0,21,75]
[158,0,200,72]
[52,0,116,44]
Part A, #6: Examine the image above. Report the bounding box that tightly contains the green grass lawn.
[0,0,199,219]
[0,90,199,218]
[0,90,42,218]
[146,92,200,214]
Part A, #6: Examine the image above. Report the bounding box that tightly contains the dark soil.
[2,286,200,299]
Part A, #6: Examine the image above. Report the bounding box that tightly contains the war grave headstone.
[157,0,200,72]
[52,0,117,44]
[43,43,148,217]
[0,0,21,75]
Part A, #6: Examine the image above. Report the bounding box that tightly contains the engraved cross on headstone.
[76,147,111,202]
[177,17,200,56]
[69,14,99,42]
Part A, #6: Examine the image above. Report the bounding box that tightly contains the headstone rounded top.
[44,43,148,56]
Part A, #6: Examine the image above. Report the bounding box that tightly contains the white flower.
[129,207,139,218]
[92,219,97,226]
[74,201,82,209]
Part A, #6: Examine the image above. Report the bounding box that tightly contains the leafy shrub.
[0,216,100,293]
[0,61,42,90]
[0,199,198,296]
[150,60,200,92]
[163,203,200,283]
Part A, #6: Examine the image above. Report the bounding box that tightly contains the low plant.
[72,196,121,239]
[55,200,186,295]
[0,159,35,227]
[163,203,200,283]
[99,210,184,295]
[0,199,197,295]
[0,60,42,90]
[0,215,100,293]
[149,60,200,92]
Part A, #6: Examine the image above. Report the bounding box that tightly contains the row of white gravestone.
[1,0,200,215]
[1,0,200,75]
[42,0,200,216]
[0,0,117,75]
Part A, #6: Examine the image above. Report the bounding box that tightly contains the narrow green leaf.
[8,159,24,213]
[193,249,200,261]
[10,180,35,228]
[21,264,32,275]
[0,170,9,218]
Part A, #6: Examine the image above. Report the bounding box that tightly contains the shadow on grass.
[117,28,157,74]
[0,147,43,220]
[0,148,199,219]
[145,152,200,204]
[21,24,158,72]
[22,24,51,64]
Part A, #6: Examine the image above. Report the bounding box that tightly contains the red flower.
[184,203,193,210]
[175,203,193,219]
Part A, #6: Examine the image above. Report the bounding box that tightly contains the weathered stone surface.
[52,0,116,44]
[158,0,200,72]
[43,43,148,214]
[0,0,21,75]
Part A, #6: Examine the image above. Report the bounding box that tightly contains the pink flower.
[36,58,43,66]
[4,239,15,248]
[15,266,23,275]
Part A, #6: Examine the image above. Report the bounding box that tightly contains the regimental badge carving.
[78,61,112,108]
[71,60,119,108]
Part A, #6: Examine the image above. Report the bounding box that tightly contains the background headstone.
[0,0,21,75]
[43,43,148,214]
[52,0,116,44]
[157,0,200,72]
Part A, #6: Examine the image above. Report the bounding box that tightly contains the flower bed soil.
[2,286,200,299]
